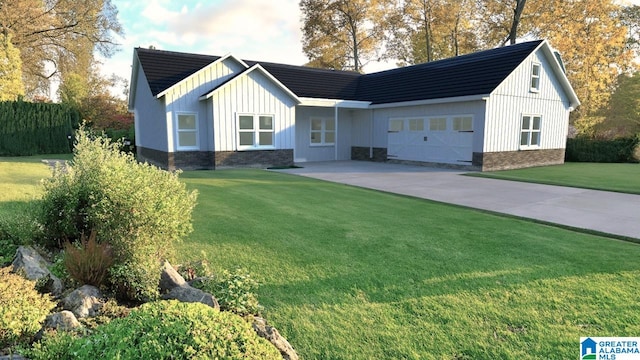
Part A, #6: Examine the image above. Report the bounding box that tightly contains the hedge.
[0,100,78,156]
[565,136,640,163]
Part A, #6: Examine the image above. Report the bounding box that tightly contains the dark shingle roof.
[135,40,544,103]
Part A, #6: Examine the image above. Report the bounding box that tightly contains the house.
[128,39,579,171]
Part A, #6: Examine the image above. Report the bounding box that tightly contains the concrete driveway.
[276,161,640,240]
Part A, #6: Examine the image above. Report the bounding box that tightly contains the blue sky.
[99,0,640,98]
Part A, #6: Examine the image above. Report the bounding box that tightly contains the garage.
[387,115,474,164]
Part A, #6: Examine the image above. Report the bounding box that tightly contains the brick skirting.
[351,146,387,162]
[474,148,565,171]
[137,147,293,170]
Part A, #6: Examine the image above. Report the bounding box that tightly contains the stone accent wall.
[475,149,565,171]
[138,147,291,170]
[215,149,293,169]
[387,159,480,171]
[351,146,387,162]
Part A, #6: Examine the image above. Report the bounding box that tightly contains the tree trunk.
[508,0,527,45]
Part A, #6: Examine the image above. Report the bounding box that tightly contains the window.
[453,116,473,132]
[530,63,541,92]
[237,114,274,149]
[176,113,198,150]
[389,119,404,132]
[409,118,424,131]
[520,115,541,148]
[310,118,335,146]
[429,117,447,131]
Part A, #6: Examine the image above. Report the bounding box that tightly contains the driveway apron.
[276,161,640,240]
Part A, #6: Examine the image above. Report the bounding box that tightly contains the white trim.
[369,95,490,109]
[299,97,371,108]
[309,117,336,147]
[199,64,301,103]
[236,113,276,151]
[175,111,200,151]
[157,54,248,99]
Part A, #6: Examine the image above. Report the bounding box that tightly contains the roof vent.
[553,51,566,74]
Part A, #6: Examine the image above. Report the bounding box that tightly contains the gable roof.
[131,39,578,107]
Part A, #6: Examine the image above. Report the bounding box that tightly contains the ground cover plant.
[179,169,640,359]
[466,162,640,194]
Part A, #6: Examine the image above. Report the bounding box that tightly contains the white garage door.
[388,116,473,164]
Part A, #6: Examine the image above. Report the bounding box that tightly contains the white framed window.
[530,63,541,92]
[310,118,335,146]
[520,114,541,149]
[237,114,274,150]
[409,118,424,131]
[176,112,198,150]
[429,117,447,131]
[453,116,473,132]
[389,119,404,132]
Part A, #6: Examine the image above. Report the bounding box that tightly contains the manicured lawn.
[2,159,640,359]
[180,169,640,359]
[467,162,640,194]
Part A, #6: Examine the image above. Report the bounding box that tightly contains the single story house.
[128,39,579,171]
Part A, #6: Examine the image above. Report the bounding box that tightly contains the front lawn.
[467,162,640,194]
[180,169,640,359]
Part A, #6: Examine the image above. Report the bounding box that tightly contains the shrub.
[37,128,198,302]
[27,300,281,360]
[565,136,640,163]
[0,267,56,350]
[0,212,39,266]
[63,230,113,287]
[192,268,262,316]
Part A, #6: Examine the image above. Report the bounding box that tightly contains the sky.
[99,0,640,99]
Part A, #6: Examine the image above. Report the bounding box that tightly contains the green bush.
[565,136,640,163]
[192,268,262,316]
[0,213,38,266]
[27,300,281,360]
[37,128,198,302]
[0,267,56,350]
[63,230,114,287]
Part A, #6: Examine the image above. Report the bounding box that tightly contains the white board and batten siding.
[484,49,572,153]
[211,70,296,152]
[133,64,167,151]
[163,58,246,152]
[295,106,353,162]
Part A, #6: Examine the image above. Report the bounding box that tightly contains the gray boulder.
[162,285,220,310]
[252,316,299,360]
[159,261,186,293]
[44,310,81,331]
[11,246,63,296]
[63,285,104,318]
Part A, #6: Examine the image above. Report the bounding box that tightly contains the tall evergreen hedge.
[565,136,640,163]
[0,100,78,156]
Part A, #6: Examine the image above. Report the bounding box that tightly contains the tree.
[597,72,640,137]
[301,0,388,71]
[0,0,122,97]
[0,32,24,101]
[476,0,540,47]
[534,0,634,135]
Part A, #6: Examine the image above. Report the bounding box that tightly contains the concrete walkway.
[276,161,640,240]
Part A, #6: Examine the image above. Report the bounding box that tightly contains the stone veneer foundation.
[137,147,293,170]
[351,146,388,162]
[474,148,565,171]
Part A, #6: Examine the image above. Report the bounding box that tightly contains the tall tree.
[0,32,24,101]
[0,0,122,97]
[301,0,388,72]
[597,72,640,137]
[476,0,539,47]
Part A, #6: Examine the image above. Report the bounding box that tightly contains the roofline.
[369,94,490,109]
[299,97,371,108]
[128,49,140,111]
[155,53,247,98]
[199,64,301,104]
[538,40,581,108]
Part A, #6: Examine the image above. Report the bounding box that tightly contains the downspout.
[334,101,339,161]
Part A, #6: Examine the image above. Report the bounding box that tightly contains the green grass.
[467,162,640,194]
[2,160,640,359]
[179,169,640,359]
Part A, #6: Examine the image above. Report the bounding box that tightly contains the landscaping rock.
[11,246,63,296]
[162,285,220,310]
[44,310,81,331]
[0,354,26,360]
[252,316,299,360]
[63,285,104,318]
[159,261,186,293]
